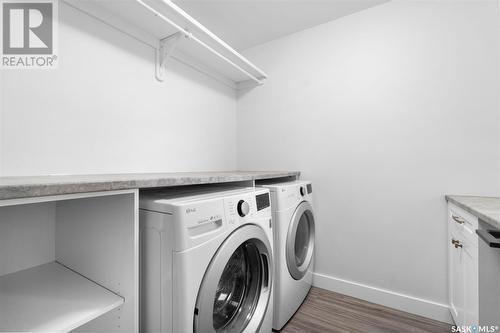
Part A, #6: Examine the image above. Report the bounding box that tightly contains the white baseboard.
[313,272,453,324]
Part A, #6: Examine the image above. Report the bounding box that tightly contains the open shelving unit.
[63,0,268,89]
[0,190,139,333]
[0,262,124,333]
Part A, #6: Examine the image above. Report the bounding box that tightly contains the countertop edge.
[0,171,300,201]
[445,195,500,230]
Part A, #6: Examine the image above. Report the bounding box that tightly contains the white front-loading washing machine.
[260,181,315,330]
[140,186,274,333]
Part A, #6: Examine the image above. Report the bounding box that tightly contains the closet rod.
[136,0,265,85]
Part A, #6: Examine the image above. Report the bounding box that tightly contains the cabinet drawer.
[448,203,478,247]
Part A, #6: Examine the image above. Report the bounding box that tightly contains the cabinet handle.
[452,215,465,225]
[451,238,463,248]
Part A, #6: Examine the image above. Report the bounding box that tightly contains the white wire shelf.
[64,0,268,88]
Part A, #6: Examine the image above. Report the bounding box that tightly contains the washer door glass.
[194,225,272,333]
[213,242,261,331]
[286,201,315,280]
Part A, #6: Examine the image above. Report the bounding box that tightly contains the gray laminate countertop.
[446,195,500,230]
[0,171,300,201]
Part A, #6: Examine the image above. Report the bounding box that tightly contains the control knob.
[237,200,250,217]
[300,186,306,196]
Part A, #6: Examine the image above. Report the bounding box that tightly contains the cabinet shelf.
[63,0,267,88]
[0,262,124,333]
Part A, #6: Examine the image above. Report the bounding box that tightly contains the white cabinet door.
[449,229,464,325]
[463,240,479,326]
[448,203,479,327]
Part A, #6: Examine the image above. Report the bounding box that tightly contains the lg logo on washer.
[1,0,58,68]
[186,207,197,214]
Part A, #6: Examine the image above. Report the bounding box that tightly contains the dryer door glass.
[295,214,310,267]
[287,201,315,280]
[194,225,272,333]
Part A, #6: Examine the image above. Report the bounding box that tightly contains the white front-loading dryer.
[140,186,274,333]
[260,181,315,331]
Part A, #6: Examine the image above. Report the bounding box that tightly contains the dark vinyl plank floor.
[280,287,452,333]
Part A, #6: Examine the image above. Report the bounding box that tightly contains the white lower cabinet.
[448,203,479,327]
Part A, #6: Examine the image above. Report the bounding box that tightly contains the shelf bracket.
[155,32,184,82]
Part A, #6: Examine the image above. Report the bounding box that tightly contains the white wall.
[0,202,56,276]
[238,0,499,322]
[0,2,237,176]
[0,69,3,176]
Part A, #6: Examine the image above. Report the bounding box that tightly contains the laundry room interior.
[0,0,499,332]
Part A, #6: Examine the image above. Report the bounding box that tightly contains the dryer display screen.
[256,193,270,211]
[307,184,312,194]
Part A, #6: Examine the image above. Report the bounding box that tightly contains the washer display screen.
[256,193,270,211]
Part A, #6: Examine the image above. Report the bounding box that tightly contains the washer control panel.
[224,189,270,227]
[225,195,254,225]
